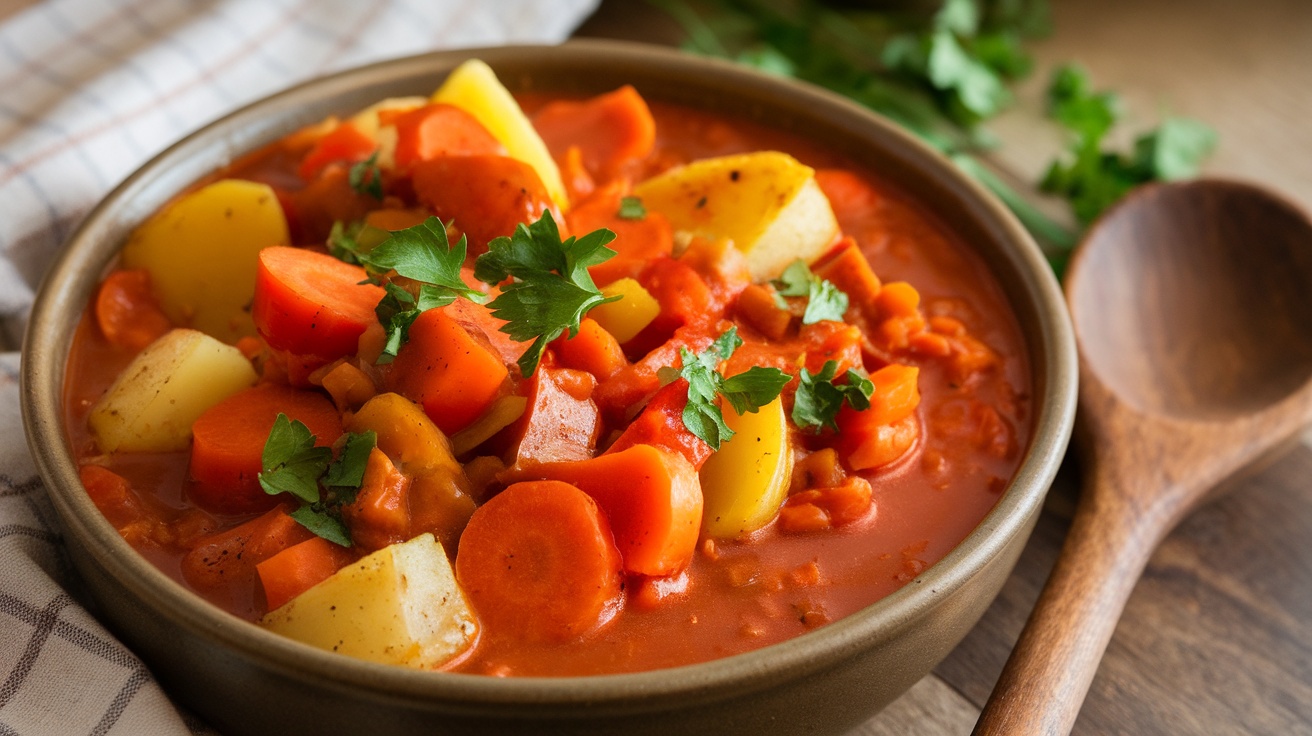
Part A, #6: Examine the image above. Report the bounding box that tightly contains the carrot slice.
[455,480,623,642]
[566,183,672,287]
[536,444,703,576]
[533,86,656,180]
[341,447,411,553]
[256,535,355,611]
[297,121,376,181]
[412,154,565,256]
[811,238,882,318]
[181,505,313,593]
[251,246,385,361]
[390,103,505,169]
[605,379,713,471]
[94,270,172,352]
[189,383,343,516]
[79,464,146,529]
[552,317,629,381]
[386,308,509,436]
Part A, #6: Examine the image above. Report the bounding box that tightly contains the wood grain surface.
[577,1,1312,733]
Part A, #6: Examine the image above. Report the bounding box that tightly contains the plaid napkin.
[0,0,597,733]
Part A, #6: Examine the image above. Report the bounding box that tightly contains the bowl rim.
[21,39,1076,710]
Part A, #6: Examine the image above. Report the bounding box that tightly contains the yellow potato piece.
[590,277,660,344]
[431,59,569,210]
[89,329,257,453]
[261,534,477,669]
[698,396,794,538]
[633,152,839,281]
[121,179,290,343]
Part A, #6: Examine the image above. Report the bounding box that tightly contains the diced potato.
[89,329,257,453]
[590,277,660,343]
[431,59,569,210]
[121,179,290,343]
[260,534,477,669]
[632,152,839,281]
[698,396,794,538]
[349,96,427,169]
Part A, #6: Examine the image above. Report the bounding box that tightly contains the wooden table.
[576,2,1312,733]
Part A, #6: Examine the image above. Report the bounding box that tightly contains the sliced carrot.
[839,413,920,471]
[533,85,656,180]
[455,480,623,642]
[189,383,343,516]
[390,103,505,170]
[777,476,874,533]
[624,256,717,356]
[865,363,921,425]
[605,379,713,471]
[386,307,509,436]
[181,505,313,592]
[444,296,522,366]
[496,367,601,479]
[566,183,672,287]
[251,246,385,360]
[341,447,411,553]
[94,270,172,352]
[734,283,792,341]
[812,238,882,318]
[256,535,355,611]
[412,154,564,256]
[297,121,376,181]
[552,317,629,381]
[536,444,702,576]
[79,464,146,529]
[798,320,866,377]
[592,322,718,423]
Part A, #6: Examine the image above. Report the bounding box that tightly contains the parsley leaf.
[354,217,487,363]
[675,327,790,450]
[474,211,619,377]
[348,150,384,199]
[772,259,849,324]
[792,360,875,433]
[258,414,376,547]
[618,196,647,220]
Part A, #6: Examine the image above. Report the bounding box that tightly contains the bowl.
[21,40,1076,735]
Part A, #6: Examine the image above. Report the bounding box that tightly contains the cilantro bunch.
[259,414,376,546]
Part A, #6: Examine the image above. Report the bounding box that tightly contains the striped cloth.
[0,1,597,733]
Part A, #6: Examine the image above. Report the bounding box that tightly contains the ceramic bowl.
[22,40,1076,735]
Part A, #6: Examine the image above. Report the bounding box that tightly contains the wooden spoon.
[974,179,1312,735]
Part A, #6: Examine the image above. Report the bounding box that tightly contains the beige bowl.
[22,40,1076,735]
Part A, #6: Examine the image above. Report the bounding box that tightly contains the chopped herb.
[792,360,875,433]
[258,414,376,547]
[327,221,366,265]
[618,195,647,220]
[474,211,619,377]
[673,327,790,450]
[771,259,849,324]
[348,150,383,199]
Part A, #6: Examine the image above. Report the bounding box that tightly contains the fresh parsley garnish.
[618,196,647,220]
[792,360,875,433]
[258,414,377,547]
[348,150,383,199]
[667,327,790,450]
[474,211,620,377]
[352,217,487,364]
[771,259,849,324]
[327,221,366,265]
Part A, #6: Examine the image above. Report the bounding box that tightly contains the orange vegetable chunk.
[390,103,506,169]
[412,154,564,256]
[257,536,355,611]
[499,367,601,477]
[94,269,172,352]
[533,85,656,180]
[387,308,508,436]
[251,246,385,360]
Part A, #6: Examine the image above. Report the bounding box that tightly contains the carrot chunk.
[552,317,629,381]
[94,270,172,352]
[251,246,385,361]
[386,308,508,436]
[566,184,673,287]
[297,121,376,181]
[181,505,313,593]
[256,536,355,611]
[536,444,703,577]
[189,383,343,516]
[533,85,656,180]
[605,379,713,471]
[455,480,623,642]
[390,103,505,169]
[412,154,564,256]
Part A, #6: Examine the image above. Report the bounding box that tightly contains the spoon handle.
[972,485,1166,736]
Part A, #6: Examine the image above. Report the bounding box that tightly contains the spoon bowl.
[975,179,1312,735]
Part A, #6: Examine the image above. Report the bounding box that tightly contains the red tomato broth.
[63,90,1031,676]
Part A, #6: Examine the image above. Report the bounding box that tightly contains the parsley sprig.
[664,327,791,450]
[258,414,376,547]
[771,259,849,324]
[473,211,620,377]
[792,360,875,433]
[348,151,384,199]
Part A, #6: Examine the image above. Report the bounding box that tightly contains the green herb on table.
[474,211,620,378]
[348,150,384,199]
[662,326,791,450]
[259,414,376,547]
[792,360,874,433]
[771,258,848,324]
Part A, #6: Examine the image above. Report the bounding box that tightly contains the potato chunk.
[121,179,290,342]
[260,534,477,669]
[431,59,569,210]
[698,396,794,538]
[632,151,839,281]
[89,329,257,453]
